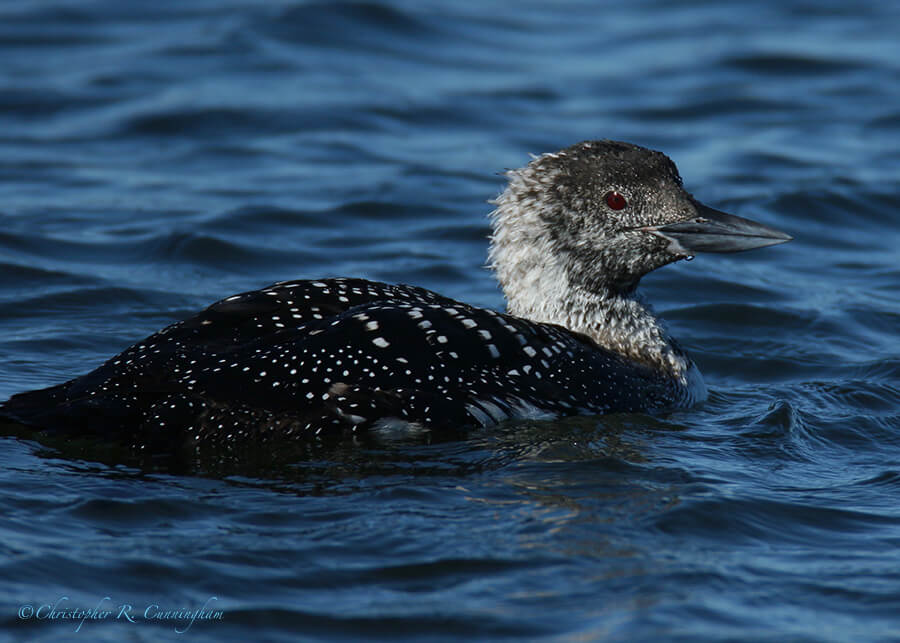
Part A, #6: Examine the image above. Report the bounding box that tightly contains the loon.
[0,141,791,450]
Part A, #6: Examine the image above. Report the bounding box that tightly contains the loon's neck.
[503,280,691,379]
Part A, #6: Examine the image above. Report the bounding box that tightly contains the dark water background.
[1,1,899,641]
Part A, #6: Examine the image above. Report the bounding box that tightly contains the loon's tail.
[0,382,138,437]
[1,382,78,432]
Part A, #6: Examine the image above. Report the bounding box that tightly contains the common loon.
[0,141,791,449]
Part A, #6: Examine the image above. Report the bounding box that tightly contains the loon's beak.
[650,201,792,254]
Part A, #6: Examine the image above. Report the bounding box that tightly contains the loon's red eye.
[605,191,627,210]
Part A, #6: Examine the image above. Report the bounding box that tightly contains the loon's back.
[0,278,675,450]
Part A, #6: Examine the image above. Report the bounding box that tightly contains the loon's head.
[489,140,791,320]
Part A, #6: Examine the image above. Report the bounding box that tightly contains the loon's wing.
[156,278,450,352]
[138,298,664,447]
[0,279,446,437]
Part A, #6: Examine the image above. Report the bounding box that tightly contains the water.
[1,1,899,640]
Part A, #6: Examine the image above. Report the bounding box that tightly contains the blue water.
[1,1,899,641]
